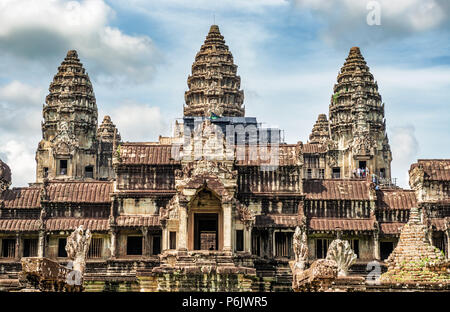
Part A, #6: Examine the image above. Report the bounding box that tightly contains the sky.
[0,0,449,188]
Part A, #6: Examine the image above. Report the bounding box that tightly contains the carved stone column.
[373,229,380,260]
[268,228,274,258]
[178,204,188,251]
[446,229,450,259]
[244,226,252,253]
[109,228,117,259]
[223,202,232,253]
[141,227,149,258]
[15,232,20,260]
[38,230,46,258]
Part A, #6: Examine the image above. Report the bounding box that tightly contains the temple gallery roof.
[304,179,373,201]
[410,159,450,181]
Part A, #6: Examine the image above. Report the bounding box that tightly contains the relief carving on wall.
[52,121,79,155]
[235,199,255,228]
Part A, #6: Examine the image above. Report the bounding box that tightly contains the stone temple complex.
[0,25,448,291]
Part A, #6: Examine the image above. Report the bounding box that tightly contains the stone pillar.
[15,233,20,260]
[109,228,117,259]
[223,202,232,253]
[244,226,252,253]
[446,230,450,259]
[373,230,380,260]
[141,227,149,257]
[38,230,45,258]
[178,206,187,251]
[268,228,274,258]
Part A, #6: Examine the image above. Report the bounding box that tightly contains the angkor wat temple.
[0,25,448,291]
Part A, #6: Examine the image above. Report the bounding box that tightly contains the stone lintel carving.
[325,231,357,277]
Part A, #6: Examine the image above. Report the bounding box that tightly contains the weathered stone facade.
[0,25,448,292]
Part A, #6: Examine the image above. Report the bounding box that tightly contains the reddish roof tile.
[45,218,109,231]
[377,189,417,210]
[309,218,374,231]
[304,179,372,200]
[410,159,450,181]
[431,218,447,231]
[0,219,41,231]
[380,222,405,235]
[116,215,160,227]
[255,214,297,228]
[302,143,327,154]
[47,181,111,203]
[235,144,299,166]
[1,188,41,208]
[119,144,179,165]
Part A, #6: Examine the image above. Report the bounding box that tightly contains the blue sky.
[0,0,449,188]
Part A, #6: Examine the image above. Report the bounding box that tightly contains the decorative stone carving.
[160,194,181,222]
[235,199,255,228]
[293,225,308,270]
[291,259,338,292]
[65,225,92,281]
[0,158,11,193]
[326,231,357,277]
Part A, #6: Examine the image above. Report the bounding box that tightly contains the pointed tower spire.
[308,114,331,144]
[184,25,244,117]
[0,158,11,192]
[36,50,99,182]
[328,47,392,179]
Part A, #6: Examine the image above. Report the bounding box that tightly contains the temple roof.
[410,159,450,181]
[45,181,111,203]
[1,187,41,209]
[376,189,417,210]
[304,179,373,200]
[184,25,245,117]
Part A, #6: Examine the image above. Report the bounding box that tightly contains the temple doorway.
[194,213,218,250]
[187,188,223,250]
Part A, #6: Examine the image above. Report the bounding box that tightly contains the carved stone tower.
[97,115,121,180]
[36,50,100,182]
[328,47,392,179]
[0,158,11,193]
[308,114,331,144]
[184,25,245,117]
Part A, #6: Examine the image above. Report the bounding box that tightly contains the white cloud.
[0,80,43,107]
[389,125,419,188]
[293,0,450,46]
[0,140,36,187]
[104,102,169,142]
[0,0,160,83]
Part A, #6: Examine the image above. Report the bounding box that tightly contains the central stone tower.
[184,25,245,117]
[328,47,392,179]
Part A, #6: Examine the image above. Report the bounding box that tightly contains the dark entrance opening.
[380,241,394,260]
[359,161,366,169]
[194,213,218,250]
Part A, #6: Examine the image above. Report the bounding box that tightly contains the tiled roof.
[304,179,372,200]
[410,159,450,181]
[302,143,327,154]
[380,222,405,235]
[431,218,447,231]
[47,181,111,203]
[1,188,41,208]
[235,144,299,166]
[45,218,109,231]
[255,214,297,228]
[116,215,160,227]
[0,219,41,231]
[119,144,179,165]
[376,189,417,210]
[309,218,374,231]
